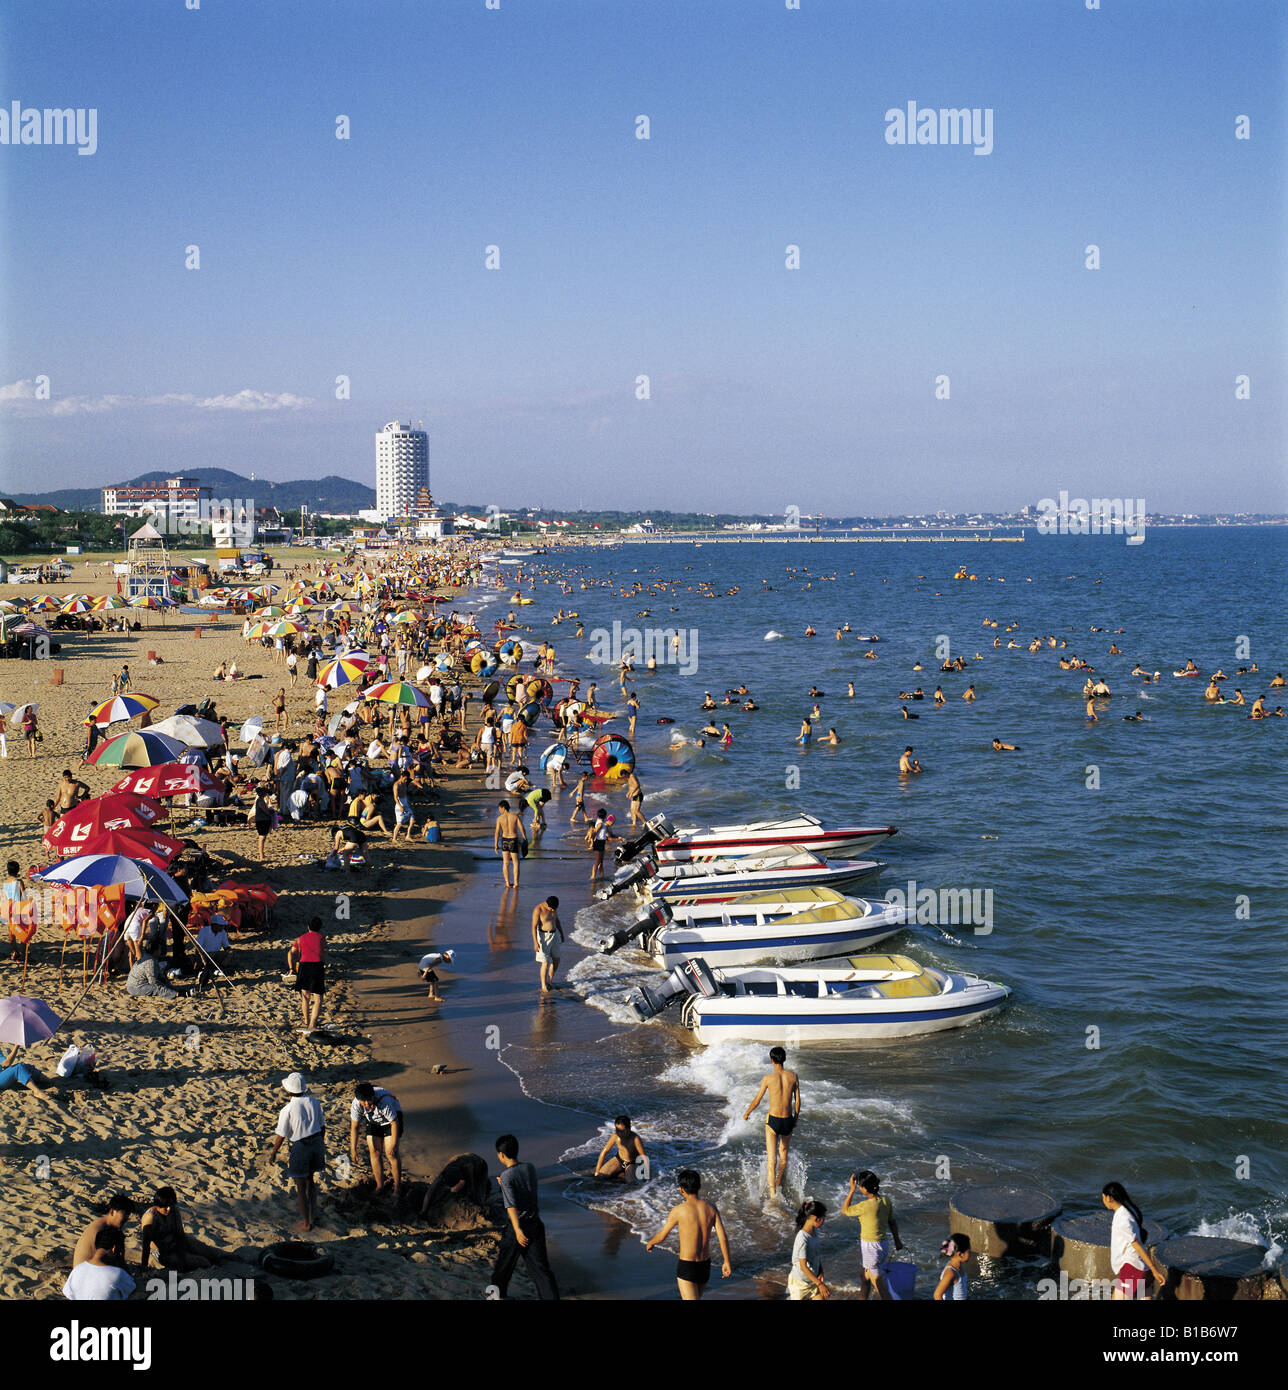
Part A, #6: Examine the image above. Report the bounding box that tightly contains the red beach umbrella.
[110,763,223,800]
[42,793,166,855]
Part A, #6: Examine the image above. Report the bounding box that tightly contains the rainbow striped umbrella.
[89,692,160,724]
[85,729,188,767]
[244,621,272,639]
[390,608,419,624]
[252,605,287,619]
[318,652,370,688]
[249,584,279,599]
[92,595,131,611]
[129,595,164,610]
[365,680,431,708]
[59,595,94,614]
[265,618,308,637]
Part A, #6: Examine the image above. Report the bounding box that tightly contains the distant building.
[375,421,429,520]
[102,475,210,520]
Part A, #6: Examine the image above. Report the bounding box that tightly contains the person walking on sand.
[287,916,326,1035]
[248,783,274,862]
[494,800,527,886]
[744,1046,800,1199]
[531,896,564,993]
[268,1072,326,1232]
[646,1170,732,1301]
[490,1134,560,1300]
[842,1169,904,1301]
[273,687,288,733]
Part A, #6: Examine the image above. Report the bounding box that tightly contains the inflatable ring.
[526,677,553,703]
[591,733,635,779]
[260,1241,335,1281]
[435,654,453,671]
[518,702,541,727]
[470,651,488,674]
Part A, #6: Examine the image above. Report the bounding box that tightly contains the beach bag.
[56,1044,98,1078]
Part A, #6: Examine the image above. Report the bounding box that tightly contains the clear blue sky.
[1,0,1283,513]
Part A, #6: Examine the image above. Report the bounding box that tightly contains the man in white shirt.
[349,1082,404,1199]
[195,919,232,973]
[269,1073,326,1232]
[315,685,327,716]
[63,1229,137,1300]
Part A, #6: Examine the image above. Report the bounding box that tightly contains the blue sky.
[1,0,1283,513]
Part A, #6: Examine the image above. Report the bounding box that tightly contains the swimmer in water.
[1085,698,1098,723]
[1249,696,1267,719]
[1231,689,1245,706]
[1122,712,1145,722]
[593,1116,648,1181]
[804,626,816,637]
[809,704,821,721]
[795,717,812,746]
[1204,680,1221,702]
[701,692,717,711]
[847,683,855,698]
[808,686,824,699]
[898,746,921,774]
[901,705,919,719]
[742,700,758,711]
[962,685,976,702]
[991,738,1019,751]
[720,723,733,747]
[700,719,721,737]
[934,687,946,706]
[1270,673,1285,688]
[823,728,840,745]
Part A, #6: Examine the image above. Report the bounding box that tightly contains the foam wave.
[764,630,785,641]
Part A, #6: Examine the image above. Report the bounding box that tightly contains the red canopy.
[42,794,166,855]
[111,763,223,800]
[77,827,186,869]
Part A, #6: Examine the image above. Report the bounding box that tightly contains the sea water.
[470,529,1286,1297]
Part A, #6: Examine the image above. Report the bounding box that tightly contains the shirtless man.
[744,1046,801,1198]
[646,1170,732,1301]
[72,1194,134,1268]
[899,746,921,774]
[493,800,528,887]
[593,1115,648,1180]
[531,896,564,992]
[991,737,1019,751]
[53,769,90,818]
[625,768,645,828]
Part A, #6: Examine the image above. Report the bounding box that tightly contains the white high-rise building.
[374,421,429,520]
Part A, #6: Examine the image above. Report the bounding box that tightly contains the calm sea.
[464,528,1286,1297]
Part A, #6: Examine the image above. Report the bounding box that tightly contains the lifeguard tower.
[126,521,173,601]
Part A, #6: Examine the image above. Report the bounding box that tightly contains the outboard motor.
[595,856,655,901]
[614,813,677,866]
[629,957,721,1022]
[599,901,673,955]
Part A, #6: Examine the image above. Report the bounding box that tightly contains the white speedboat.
[628,954,1010,1044]
[599,887,909,969]
[614,813,897,866]
[597,844,882,904]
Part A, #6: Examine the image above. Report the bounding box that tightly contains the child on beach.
[788,1200,831,1300]
[933,1233,971,1300]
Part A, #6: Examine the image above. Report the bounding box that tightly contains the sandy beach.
[0,549,573,1300]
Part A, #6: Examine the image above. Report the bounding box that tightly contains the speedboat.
[614,813,897,866]
[627,954,1010,1044]
[597,844,883,904]
[598,887,909,969]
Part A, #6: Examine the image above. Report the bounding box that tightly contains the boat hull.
[654,827,897,863]
[653,913,904,969]
[648,860,882,904]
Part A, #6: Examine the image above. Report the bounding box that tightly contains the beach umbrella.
[265,619,308,637]
[110,762,222,800]
[7,701,38,726]
[35,853,188,906]
[88,693,160,724]
[59,595,94,614]
[0,994,62,1047]
[146,714,224,748]
[26,595,60,612]
[77,827,185,869]
[129,595,164,609]
[86,729,188,768]
[249,584,279,599]
[251,605,287,619]
[390,608,419,624]
[244,621,272,639]
[0,702,13,721]
[239,715,264,744]
[91,595,131,612]
[42,793,166,855]
[365,680,431,708]
[317,653,369,688]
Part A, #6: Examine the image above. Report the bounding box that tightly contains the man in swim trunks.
[646,1169,732,1301]
[626,768,645,827]
[493,800,528,887]
[744,1046,801,1198]
[593,1115,648,1180]
[72,1194,134,1269]
[531,896,564,993]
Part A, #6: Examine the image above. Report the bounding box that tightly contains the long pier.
[616,530,1026,544]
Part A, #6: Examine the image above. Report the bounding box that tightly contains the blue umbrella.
[34,853,188,906]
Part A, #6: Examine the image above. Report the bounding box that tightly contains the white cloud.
[0,380,315,417]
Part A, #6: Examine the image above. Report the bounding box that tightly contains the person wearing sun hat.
[268,1073,326,1231]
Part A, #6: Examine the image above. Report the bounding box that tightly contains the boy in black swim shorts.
[646,1170,732,1301]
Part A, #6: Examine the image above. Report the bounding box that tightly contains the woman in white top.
[933,1233,971,1300]
[787,1199,831,1300]
[1102,1181,1166,1300]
